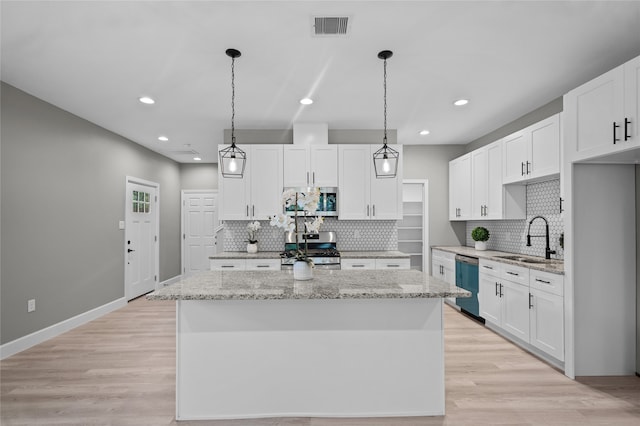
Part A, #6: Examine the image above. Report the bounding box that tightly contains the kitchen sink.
[519,258,547,264]
[494,255,557,264]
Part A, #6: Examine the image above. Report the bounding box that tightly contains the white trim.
[159,274,183,288]
[125,176,161,299]
[0,297,127,360]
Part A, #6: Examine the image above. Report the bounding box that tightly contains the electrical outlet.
[27,299,35,313]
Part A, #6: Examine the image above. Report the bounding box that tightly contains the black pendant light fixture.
[219,48,247,178]
[373,50,399,179]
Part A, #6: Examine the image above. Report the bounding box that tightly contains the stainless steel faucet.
[526,216,556,259]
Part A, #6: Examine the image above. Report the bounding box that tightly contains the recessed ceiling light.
[419,130,430,136]
[453,99,469,106]
[158,136,169,142]
[193,157,202,161]
[300,97,314,105]
[139,96,155,105]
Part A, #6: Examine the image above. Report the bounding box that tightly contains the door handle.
[625,117,631,141]
[526,161,531,175]
[307,172,310,185]
[495,282,499,296]
[246,205,249,217]
[372,205,376,217]
[312,172,316,185]
[127,248,135,253]
[252,205,255,217]
[499,283,504,297]
[521,162,525,176]
[613,121,620,144]
[367,205,370,216]
[529,293,534,309]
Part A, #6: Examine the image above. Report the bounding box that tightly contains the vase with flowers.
[270,188,324,280]
[246,220,261,253]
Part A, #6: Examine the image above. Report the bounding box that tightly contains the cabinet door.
[250,145,283,220]
[218,144,250,221]
[529,114,560,179]
[501,280,530,342]
[502,130,529,184]
[485,141,504,219]
[624,55,640,148]
[564,65,625,162]
[479,275,501,325]
[310,145,338,187]
[471,148,488,219]
[370,145,402,220]
[529,288,564,361]
[283,145,310,187]
[338,145,371,219]
[449,154,471,220]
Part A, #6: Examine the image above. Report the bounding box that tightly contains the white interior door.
[182,190,219,277]
[125,177,159,300]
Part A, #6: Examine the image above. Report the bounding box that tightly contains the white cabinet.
[503,114,560,184]
[338,145,403,220]
[341,258,410,270]
[219,145,283,221]
[564,55,640,162]
[431,249,455,285]
[449,153,471,220]
[283,145,338,187]
[478,259,564,361]
[470,141,525,220]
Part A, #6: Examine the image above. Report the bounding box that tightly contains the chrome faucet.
[526,216,556,259]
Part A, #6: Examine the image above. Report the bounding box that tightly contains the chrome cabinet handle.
[307,172,310,185]
[373,205,376,217]
[526,161,531,175]
[625,117,631,141]
[613,121,620,144]
[506,271,519,276]
[352,264,365,268]
[312,172,316,185]
[246,205,249,217]
[499,283,503,297]
[256,265,270,268]
[387,264,400,268]
[521,162,525,176]
[529,293,534,309]
[367,205,370,216]
[252,205,255,217]
[535,278,551,284]
[495,282,499,296]
[221,265,234,268]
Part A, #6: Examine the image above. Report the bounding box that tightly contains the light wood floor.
[1,298,639,426]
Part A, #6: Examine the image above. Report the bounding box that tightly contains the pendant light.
[373,50,399,179]
[219,48,247,178]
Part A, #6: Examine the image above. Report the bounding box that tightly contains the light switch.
[119,221,125,230]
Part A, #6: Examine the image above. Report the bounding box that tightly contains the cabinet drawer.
[376,258,410,270]
[479,259,501,278]
[245,259,281,271]
[210,259,246,271]
[501,263,529,285]
[341,259,376,270]
[432,249,455,270]
[529,269,564,297]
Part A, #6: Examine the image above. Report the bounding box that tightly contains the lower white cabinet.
[478,259,564,362]
[431,249,455,285]
[341,258,410,270]
[210,258,281,271]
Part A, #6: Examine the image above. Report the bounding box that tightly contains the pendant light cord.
[383,56,388,146]
[230,55,236,145]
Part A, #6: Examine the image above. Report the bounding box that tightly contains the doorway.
[181,190,220,277]
[125,177,159,300]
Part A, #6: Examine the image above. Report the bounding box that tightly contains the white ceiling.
[2,1,640,163]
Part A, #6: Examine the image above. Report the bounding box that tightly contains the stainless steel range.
[280,231,341,270]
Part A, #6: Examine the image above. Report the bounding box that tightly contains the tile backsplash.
[466,179,564,259]
[224,218,398,252]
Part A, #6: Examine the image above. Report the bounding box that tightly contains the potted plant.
[471,226,490,251]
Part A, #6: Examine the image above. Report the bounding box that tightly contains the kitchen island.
[148,269,470,420]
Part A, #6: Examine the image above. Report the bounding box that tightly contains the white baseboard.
[0,297,127,360]
[158,275,182,288]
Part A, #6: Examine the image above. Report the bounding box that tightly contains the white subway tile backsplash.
[466,179,564,259]
[224,218,398,252]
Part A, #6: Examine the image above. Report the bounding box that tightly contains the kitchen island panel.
[177,297,444,420]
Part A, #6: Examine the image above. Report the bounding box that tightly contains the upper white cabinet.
[470,140,525,220]
[564,55,640,162]
[449,153,471,220]
[283,145,338,187]
[218,144,283,221]
[503,114,560,184]
[338,144,403,220]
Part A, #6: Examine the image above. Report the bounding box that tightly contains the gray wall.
[180,163,218,190]
[403,145,466,246]
[1,83,182,344]
[465,97,563,152]
[223,128,397,145]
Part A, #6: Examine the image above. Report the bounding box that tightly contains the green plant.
[471,227,490,242]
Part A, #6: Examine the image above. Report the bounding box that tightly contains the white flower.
[281,189,297,208]
[247,221,261,232]
[305,216,324,234]
[269,213,295,232]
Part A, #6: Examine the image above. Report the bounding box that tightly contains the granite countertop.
[209,250,410,260]
[147,269,471,301]
[432,246,564,275]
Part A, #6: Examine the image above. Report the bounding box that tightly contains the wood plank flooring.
[1,298,639,425]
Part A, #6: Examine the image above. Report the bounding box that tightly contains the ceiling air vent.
[313,16,349,36]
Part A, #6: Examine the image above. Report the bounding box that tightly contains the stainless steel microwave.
[284,187,338,216]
